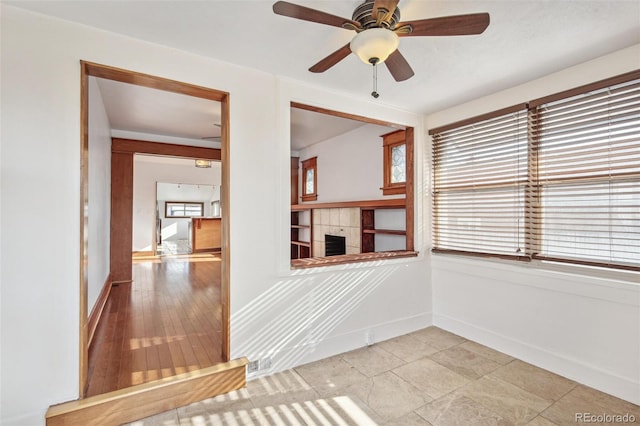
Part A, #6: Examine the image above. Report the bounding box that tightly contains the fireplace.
[325,234,346,257]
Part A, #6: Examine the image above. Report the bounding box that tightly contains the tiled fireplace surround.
[312,208,361,257]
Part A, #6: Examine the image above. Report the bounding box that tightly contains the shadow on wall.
[232,262,400,373]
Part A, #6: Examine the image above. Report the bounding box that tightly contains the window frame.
[164,201,204,218]
[429,69,640,272]
[381,129,407,196]
[301,156,318,202]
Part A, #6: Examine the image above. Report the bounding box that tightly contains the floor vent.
[247,360,260,373]
[247,357,272,373]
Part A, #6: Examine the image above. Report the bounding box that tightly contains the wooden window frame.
[381,129,407,196]
[301,156,318,202]
[165,201,204,218]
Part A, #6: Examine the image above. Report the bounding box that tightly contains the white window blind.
[529,77,640,270]
[430,71,640,272]
[432,105,529,259]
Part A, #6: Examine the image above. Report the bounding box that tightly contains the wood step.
[46,357,248,425]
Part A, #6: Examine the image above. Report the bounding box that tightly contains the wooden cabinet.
[191,218,221,252]
[291,211,312,259]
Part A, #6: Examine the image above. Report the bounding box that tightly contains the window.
[165,201,204,218]
[301,157,317,201]
[381,130,406,195]
[530,75,640,269]
[431,105,528,259]
[430,70,640,271]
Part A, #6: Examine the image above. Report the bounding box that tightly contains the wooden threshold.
[46,358,248,426]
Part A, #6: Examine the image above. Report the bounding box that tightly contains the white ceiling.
[10,0,640,116]
[157,182,217,202]
[290,108,370,150]
[96,77,221,140]
[95,75,371,149]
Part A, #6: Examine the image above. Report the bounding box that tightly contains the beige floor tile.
[125,409,180,426]
[526,416,559,425]
[384,411,434,425]
[411,327,466,350]
[458,376,553,425]
[341,345,406,377]
[430,345,502,379]
[541,385,640,426]
[393,357,469,399]
[316,394,381,426]
[178,406,265,425]
[250,392,375,426]
[416,393,513,426]
[335,371,431,421]
[459,341,514,365]
[377,333,440,362]
[294,355,368,395]
[246,369,313,398]
[250,387,320,412]
[490,360,576,402]
[177,391,254,425]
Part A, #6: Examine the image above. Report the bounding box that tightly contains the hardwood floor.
[86,254,223,397]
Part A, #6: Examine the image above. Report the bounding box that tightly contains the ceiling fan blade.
[397,13,490,37]
[372,0,399,21]
[273,1,360,30]
[309,43,352,73]
[385,50,414,81]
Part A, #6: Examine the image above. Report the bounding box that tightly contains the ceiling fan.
[273,0,489,95]
[201,123,221,141]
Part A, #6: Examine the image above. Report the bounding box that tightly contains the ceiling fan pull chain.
[371,61,380,98]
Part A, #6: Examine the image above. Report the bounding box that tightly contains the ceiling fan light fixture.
[350,28,399,65]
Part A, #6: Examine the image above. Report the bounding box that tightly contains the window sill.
[300,194,318,202]
[291,250,418,269]
[381,185,406,196]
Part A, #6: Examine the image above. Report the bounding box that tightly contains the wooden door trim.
[291,102,405,129]
[80,61,231,398]
[111,138,221,159]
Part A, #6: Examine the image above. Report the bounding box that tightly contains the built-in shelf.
[291,211,312,260]
[291,200,408,263]
[291,240,311,247]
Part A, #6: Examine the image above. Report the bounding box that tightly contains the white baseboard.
[433,313,640,405]
[247,311,432,380]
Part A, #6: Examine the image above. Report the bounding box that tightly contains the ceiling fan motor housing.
[352,0,401,29]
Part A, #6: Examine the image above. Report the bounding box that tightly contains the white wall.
[133,158,220,251]
[298,123,403,202]
[0,6,430,424]
[426,44,640,405]
[87,77,112,312]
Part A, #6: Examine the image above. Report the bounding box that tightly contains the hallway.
[86,254,223,396]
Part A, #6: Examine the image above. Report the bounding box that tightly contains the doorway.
[80,62,231,397]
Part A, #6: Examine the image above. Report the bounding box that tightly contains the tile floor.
[125,327,640,425]
[157,239,191,255]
